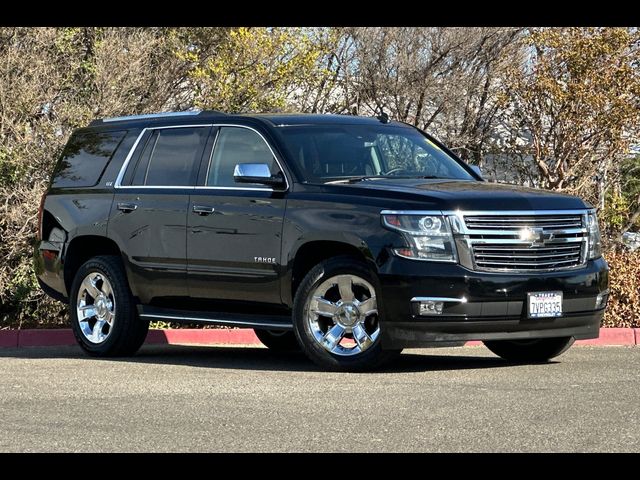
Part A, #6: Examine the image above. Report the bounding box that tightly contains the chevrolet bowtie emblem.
[519,227,554,247]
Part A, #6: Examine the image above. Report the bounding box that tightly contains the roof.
[243,113,397,127]
[88,111,402,129]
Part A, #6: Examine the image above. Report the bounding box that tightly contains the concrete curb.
[0,327,638,348]
[575,328,636,346]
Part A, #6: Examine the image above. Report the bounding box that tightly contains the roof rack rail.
[91,110,226,125]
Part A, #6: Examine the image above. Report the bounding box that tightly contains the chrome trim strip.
[466,227,586,236]
[139,313,293,330]
[204,127,221,186]
[447,209,594,216]
[381,209,595,216]
[392,249,458,263]
[193,186,276,192]
[113,129,148,188]
[411,296,468,303]
[113,124,290,192]
[381,210,444,216]
[475,251,581,259]
[469,237,584,245]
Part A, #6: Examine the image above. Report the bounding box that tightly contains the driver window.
[377,134,446,176]
[207,127,278,187]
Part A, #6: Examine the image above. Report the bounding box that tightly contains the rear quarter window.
[51,130,126,188]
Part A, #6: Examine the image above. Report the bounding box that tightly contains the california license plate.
[528,291,563,318]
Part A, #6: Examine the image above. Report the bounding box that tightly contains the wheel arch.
[285,238,380,307]
[63,235,123,295]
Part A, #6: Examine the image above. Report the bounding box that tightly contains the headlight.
[587,211,602,260]
[382,212,457,262]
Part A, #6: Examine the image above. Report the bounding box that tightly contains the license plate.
[528,291,563,318]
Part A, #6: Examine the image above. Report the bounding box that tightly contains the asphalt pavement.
[0,344,638,452]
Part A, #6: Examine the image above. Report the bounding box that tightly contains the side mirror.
[233,163,286,189]
[470,165,483,179]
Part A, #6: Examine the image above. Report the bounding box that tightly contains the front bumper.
[377,255,609,349]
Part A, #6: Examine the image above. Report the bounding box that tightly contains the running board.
[138,306,293,330]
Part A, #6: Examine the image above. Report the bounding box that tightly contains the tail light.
[37,192,46,241]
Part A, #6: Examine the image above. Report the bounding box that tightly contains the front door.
[109,126,211,304]
[187,126,286,305]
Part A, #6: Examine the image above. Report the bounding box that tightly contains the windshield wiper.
[326,175,443,184]
[326,176,380,184]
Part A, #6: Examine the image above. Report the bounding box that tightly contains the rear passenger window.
[52,131,126,188]
[131,127,209,186]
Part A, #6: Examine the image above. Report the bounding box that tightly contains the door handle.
[192,205,215,216]
[117,202,138,213]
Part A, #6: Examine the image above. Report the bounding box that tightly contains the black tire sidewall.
[254,329,301,352]
[69,255,147,356]
[293,256,392,371]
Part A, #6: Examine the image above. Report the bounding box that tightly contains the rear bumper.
[33,240,67,302]
[377,254,609,349]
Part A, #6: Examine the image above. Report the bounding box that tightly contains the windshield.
[277,124,474,182]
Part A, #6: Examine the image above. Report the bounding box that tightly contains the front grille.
[464,214,583,230]
[472,243,583,270]
[458,212,588,273]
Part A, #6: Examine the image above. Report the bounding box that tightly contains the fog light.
[419,301,444,315]
[595,292,609,309]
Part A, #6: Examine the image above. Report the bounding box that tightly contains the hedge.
[602,250,640,328]
[2,250,638,330]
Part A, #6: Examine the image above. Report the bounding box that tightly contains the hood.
[337,179,589,211]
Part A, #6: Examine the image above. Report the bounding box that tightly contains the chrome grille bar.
[449,210,590,273]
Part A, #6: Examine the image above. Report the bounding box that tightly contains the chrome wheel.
[305,274,379,356]
[76,272,115,344]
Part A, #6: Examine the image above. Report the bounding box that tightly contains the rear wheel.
[70,255,149,356]
[293,256,401,372]
[484,337,575,363]
[254,329,300,352]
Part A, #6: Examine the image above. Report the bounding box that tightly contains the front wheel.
[293,256,401,372]
[484,337,575,363]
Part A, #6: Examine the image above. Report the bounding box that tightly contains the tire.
[293,255,401,372]
[484,337,575,363]
[69,255,149,357]
[254,329,300,352]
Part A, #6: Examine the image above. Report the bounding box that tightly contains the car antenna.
[376,106,390,124]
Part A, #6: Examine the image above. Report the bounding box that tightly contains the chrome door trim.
[411,296,468,303]
[139,312,293,330]
[113,123,290,192]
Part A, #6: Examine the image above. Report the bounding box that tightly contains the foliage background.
[0,27,638,329]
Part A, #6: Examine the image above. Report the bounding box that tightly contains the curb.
[0,327,638,348]
[575,328,636,346]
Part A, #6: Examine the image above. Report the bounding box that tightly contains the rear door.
[187,125,287,304]
[108,125,212,304]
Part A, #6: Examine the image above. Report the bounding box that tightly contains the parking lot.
[0,344,638,452]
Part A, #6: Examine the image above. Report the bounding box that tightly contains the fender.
[279,194,398,306]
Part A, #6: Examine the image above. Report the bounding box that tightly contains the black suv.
[34,111,609,371]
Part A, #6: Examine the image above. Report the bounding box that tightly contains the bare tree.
[500,28,640,208]
[323,27,523,166]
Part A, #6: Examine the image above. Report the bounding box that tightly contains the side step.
[138,306,293,330]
